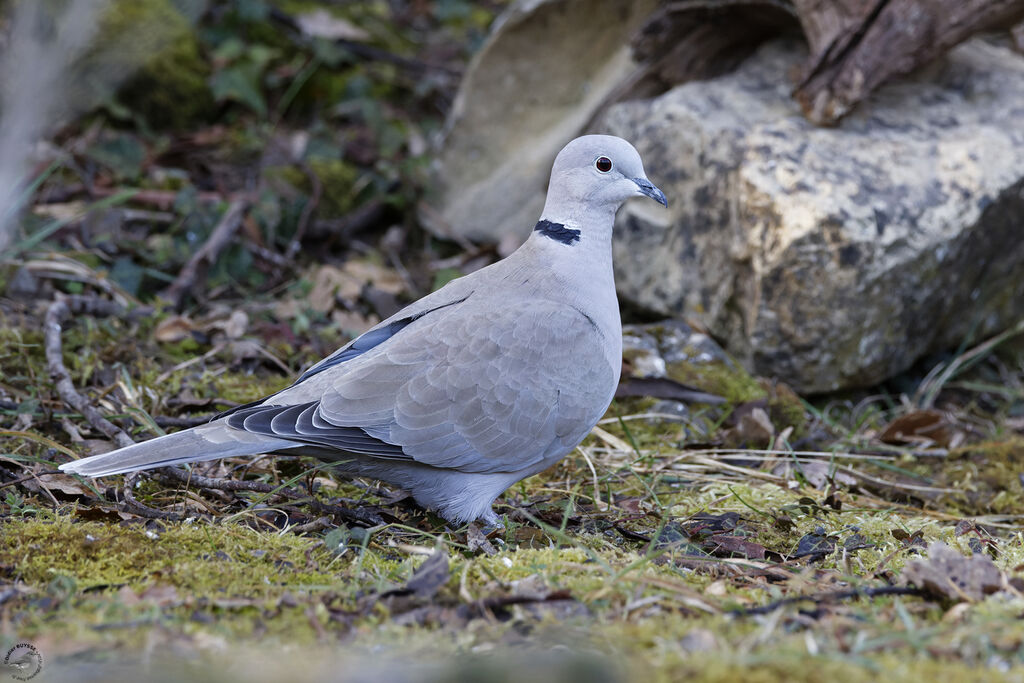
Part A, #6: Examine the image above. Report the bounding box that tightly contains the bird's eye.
[595,156,612,173]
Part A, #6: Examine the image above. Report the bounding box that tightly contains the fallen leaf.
[771,460,857,489]
[295,8,371,41]
[34,472,86,496]
[792,528,836,561]
[879,410,952,447]
[401,549,450,600]
[842,533,874,553]
[725,406,775,447]
[153,315,195,343]
[308,265,358,313]
[307,261,405,314]
[466,524,497,556]
[901,542,1003,602]
[705,534,766,560]
[208,309,248,339]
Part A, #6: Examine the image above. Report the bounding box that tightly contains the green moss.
[270,159,360,217]
[934,438,1024,515]
[95,0,213,129]
[665,356,765,405]
[762,379,808,437]
[0,516,333,593]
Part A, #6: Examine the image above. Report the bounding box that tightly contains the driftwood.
[792,0,1024,124]
[630,0,1024,124]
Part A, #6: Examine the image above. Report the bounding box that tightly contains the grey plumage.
[60,135,668,525]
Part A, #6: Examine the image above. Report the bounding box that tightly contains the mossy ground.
[4,308,1024,682]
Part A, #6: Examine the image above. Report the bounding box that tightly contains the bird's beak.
[633,177,668,207]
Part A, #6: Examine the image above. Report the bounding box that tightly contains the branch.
[161,198,250,308]
[792,0,1024,124]
[45,296,135,449]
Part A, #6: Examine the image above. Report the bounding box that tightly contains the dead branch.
[0,470,63,491]
[628,0,1024,125]
[162,198,250,308]
[120,472,184,521]
[153,414,217,429]
[732,584,924,616]
[45,296,135,450]
[286,161,323,262]
[793,0,1024,124]
[289,516,334,535]
[155,464,385,527]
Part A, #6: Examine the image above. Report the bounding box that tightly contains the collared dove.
[60,135,668,526]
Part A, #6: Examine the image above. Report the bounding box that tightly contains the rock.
[422,0,658,251]
[621,320,763,403]
[603,39,1024,392]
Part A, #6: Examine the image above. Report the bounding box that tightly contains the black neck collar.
[534,219,580,246]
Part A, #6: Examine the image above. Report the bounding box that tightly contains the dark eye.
[595,156,612,173]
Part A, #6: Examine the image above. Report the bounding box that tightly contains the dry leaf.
[727,407,775,447]
[771,460,857,489]
[879,410,952,447]
[901,542,1003,602]
[295,9,370,41]
[331,310,378,335]
[389,550,449,600]
[153,315,194,343]
[206,309,249,339]
[19,472,86,496]
[341,260,405,295]
[467,523,497,556]
[309,265,358,313]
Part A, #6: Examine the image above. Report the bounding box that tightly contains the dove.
[60,135,668,526]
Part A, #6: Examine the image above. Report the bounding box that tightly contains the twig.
[307,198,390,242]
[156,466,384,527]
[153,414,216,429]
[90,186,225,210]
[0,469,63,491]
[120,472,183,521]
[289,516,334,535]
[162,198,250,308]
[732,585,924,616]
[245,241,290,269]
[285,161,322,262]
[45,296,135,450]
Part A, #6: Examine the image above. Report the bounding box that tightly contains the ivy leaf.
[210,63,267,116]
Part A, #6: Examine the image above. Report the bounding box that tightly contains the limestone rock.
[604,39,1024,393]
[621,320,763,404]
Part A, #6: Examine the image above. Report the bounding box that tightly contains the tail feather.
[59,422,298,477]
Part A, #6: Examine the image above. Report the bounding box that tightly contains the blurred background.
[4,1,1024,680]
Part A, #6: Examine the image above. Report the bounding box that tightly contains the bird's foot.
[478,508,505,534]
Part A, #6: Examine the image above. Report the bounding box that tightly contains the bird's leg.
[478,508,505,533]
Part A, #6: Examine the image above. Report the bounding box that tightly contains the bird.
[60,135,668,526]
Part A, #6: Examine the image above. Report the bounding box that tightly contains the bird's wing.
[217,283,476,419]
[234,299,616,474]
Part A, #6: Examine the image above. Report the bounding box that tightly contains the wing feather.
[315,299,615,474]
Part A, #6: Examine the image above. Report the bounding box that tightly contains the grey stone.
[622,319,731,381]
[603,39,1024,392]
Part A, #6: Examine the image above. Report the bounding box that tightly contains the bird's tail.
[59,421,298,477]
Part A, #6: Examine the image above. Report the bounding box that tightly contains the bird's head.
[547,135,667,211]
